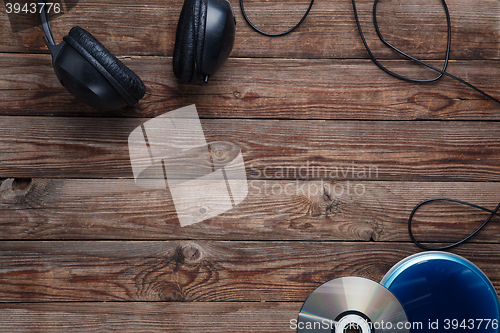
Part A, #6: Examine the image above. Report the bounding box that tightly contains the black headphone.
[173,0,236,83]
[38,1,146,111]
[38,0,235,110]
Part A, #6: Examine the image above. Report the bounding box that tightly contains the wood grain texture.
[1,55,500,119]
[1,0,499,60]
[1,179,499,243]
[0,241,499,302]
[1,117,499,179]
[1,0,500,329]
[0,302,300,332]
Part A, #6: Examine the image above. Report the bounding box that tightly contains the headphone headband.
[38,1,56,45]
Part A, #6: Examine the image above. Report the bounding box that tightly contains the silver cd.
[297,276,409,333]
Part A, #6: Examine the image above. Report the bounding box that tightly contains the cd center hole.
[344,323,361,333]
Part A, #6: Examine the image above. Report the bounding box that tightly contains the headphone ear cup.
[173,0,206,83]
[63,27,146,105]
[173,0,235,84]
[196,0,208,76]
[200,0,235,78]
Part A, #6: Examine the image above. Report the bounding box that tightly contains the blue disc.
[381,252,499,332]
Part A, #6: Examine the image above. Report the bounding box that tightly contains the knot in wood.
[408,92,454,112]
[208,141,240,167]
[213,149,225,159]
[0,178,34,203]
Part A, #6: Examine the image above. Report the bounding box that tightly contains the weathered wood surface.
[0,302,300,332]
[1,55,500,119]
[1,0,499,60]
[0,241,499,302]
[1,179,499,243]
[1,117,499,179]
[1,0,500,330]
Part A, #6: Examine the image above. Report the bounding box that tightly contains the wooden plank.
[0,302,300,332]
[0,117,499,179]
[1,179,499,243]
[0,0,497,329]
[1,0,499,60]
[0,241,498,302]
[1,55,500,119]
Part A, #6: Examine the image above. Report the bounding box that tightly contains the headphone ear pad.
[173,0,207,83]
[63,27,146,104]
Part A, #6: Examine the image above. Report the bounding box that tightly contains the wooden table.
[1,0,499,331]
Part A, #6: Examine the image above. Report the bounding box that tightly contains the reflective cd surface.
[297,276,409,332]
[381,252,500,332]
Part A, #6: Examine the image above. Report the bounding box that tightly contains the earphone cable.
[352,0,500,105]
[240,0,315,36]
[408,198,500,250]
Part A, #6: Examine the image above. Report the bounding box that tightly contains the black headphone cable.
[408,198,500,250]
[240,0,315,36]
[241,0,500,105]
[352,0,500,105]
